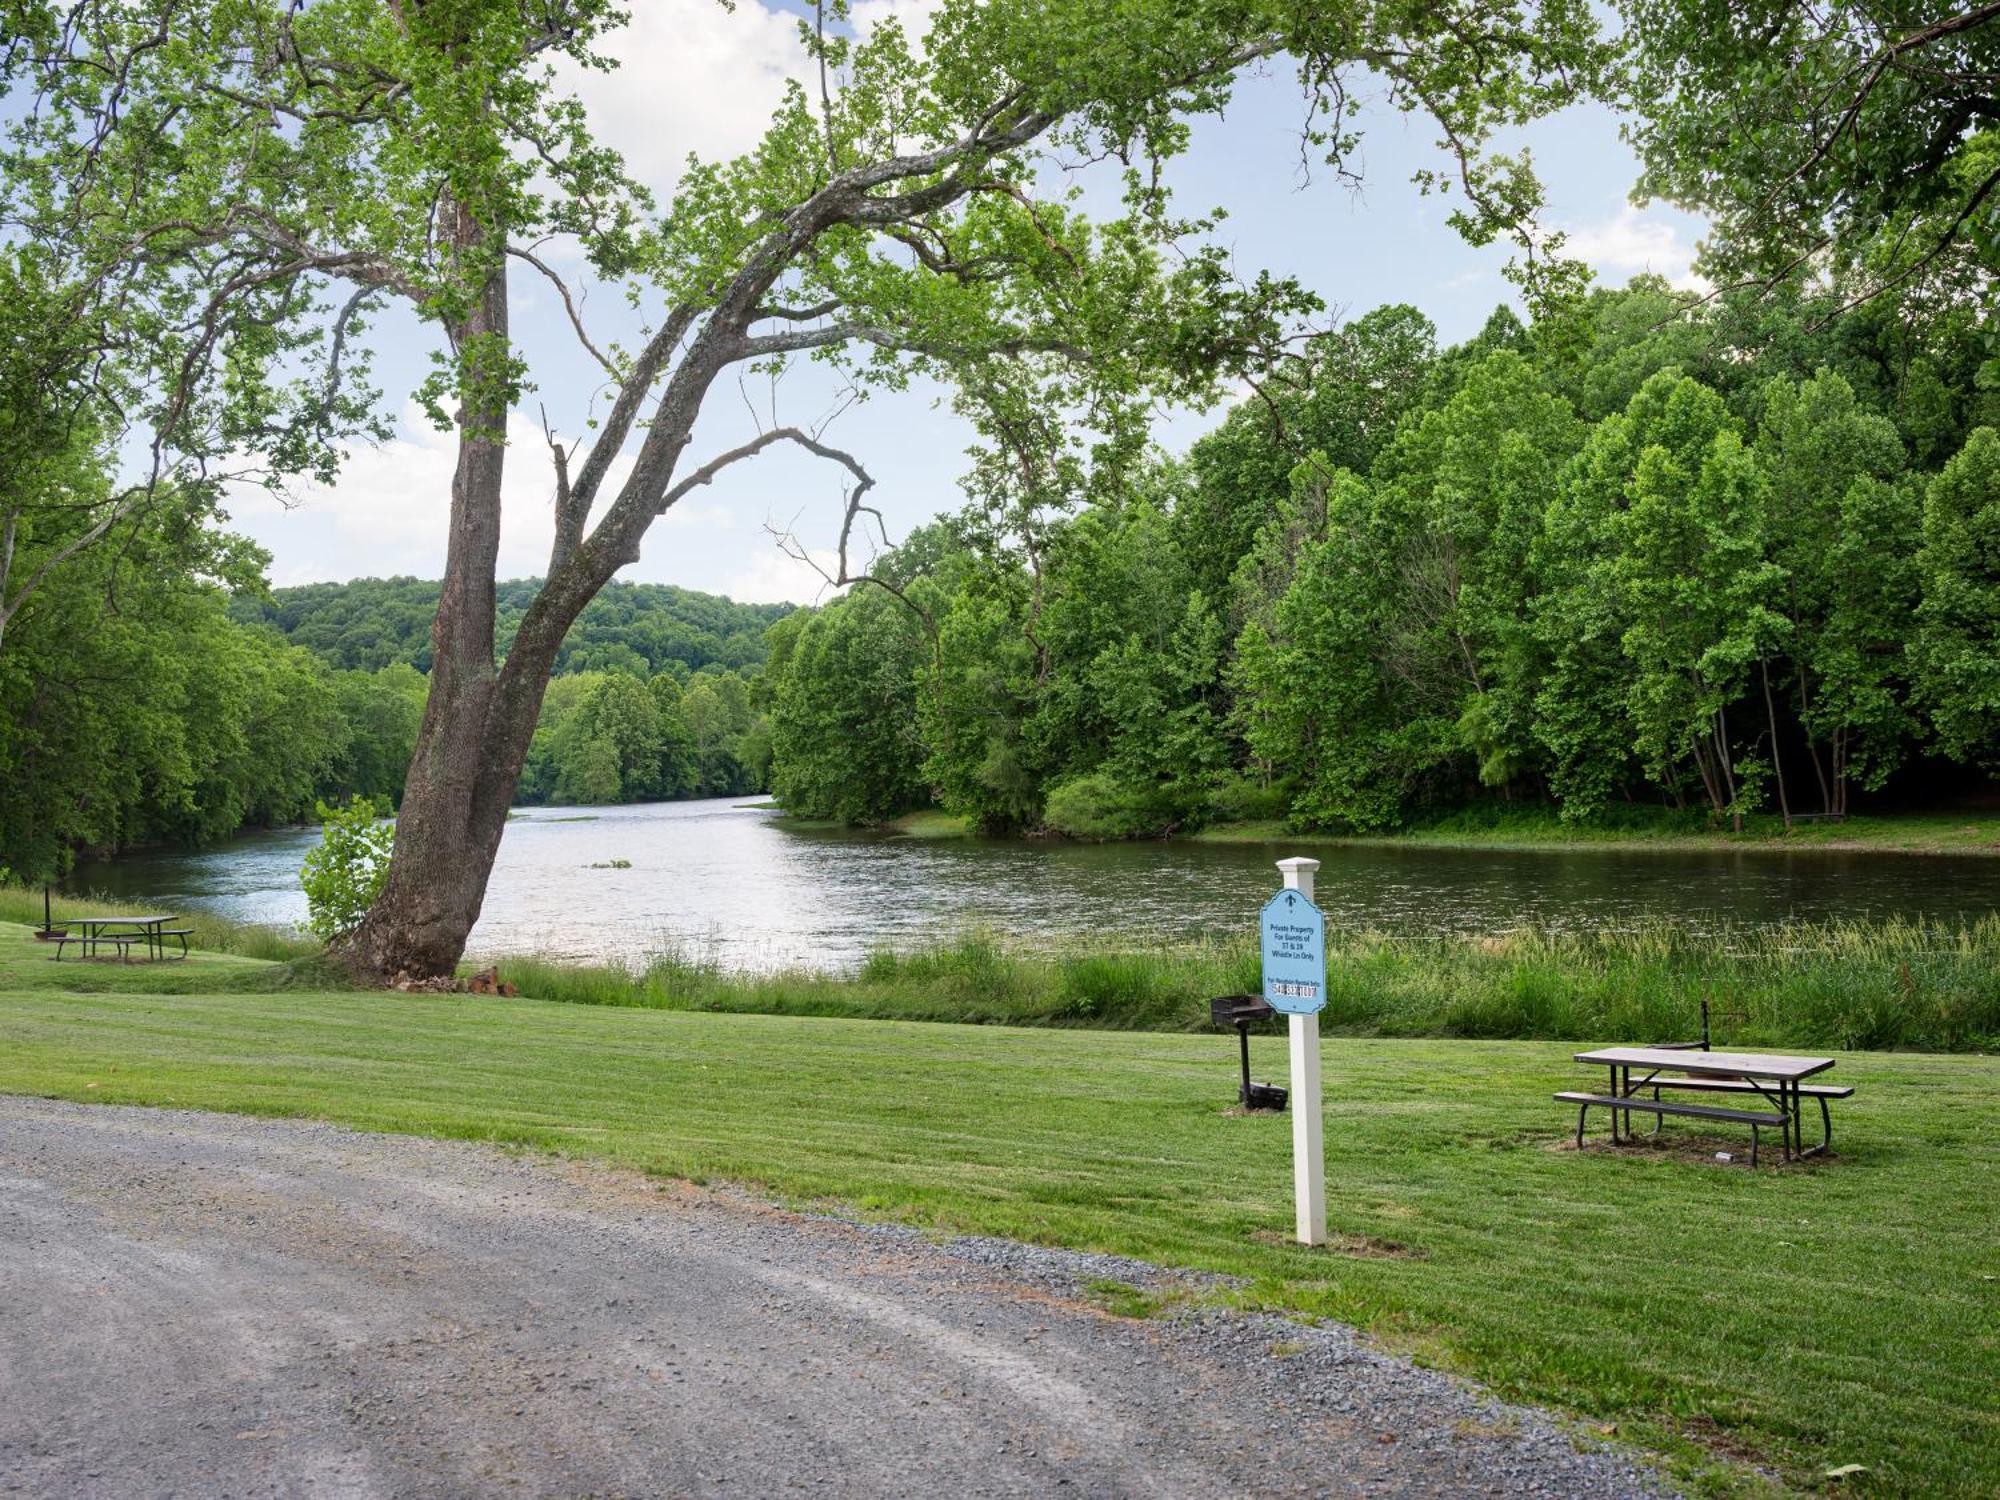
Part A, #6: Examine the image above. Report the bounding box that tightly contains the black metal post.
[1237,1022,1252,1107]
[42,884,51,936]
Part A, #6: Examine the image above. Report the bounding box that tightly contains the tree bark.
[1713,703,1741,831]
[330,198,529,980]
[1795,664,1835,816]
[1760,656,1792,829]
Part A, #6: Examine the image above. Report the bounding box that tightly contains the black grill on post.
[1209,994,1287,1111]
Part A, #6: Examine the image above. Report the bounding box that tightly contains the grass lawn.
[0,922,1994,1496]
[1191,808,2000,855]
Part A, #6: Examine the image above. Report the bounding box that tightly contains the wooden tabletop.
[70,915,172,928]
[1574,1046,1835,1081]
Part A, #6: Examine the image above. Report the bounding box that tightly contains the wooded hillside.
[232,578,790,678]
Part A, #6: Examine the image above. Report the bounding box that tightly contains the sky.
[223,0,1707,605]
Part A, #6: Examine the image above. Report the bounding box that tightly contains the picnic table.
[53,915,188,963]
[1561,1045,1849,1165]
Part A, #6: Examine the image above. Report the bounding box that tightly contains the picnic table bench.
[52,915,183,963]
[1561,1046,1846,1165]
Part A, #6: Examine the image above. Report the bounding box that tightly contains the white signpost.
[1261,856,1326,1247]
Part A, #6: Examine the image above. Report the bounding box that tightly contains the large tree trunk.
[327,216,684,979]
[331,200,536,981]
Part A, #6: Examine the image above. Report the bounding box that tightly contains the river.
[64,797,2000,972]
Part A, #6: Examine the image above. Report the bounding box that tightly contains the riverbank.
[492,918,2000,1054]
[778,804,2000,856]
[1,923,1993,1496]
[8,882,1996,1053]
[1193,807,2000,856]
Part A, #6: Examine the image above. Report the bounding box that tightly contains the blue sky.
[224,0,1706,603]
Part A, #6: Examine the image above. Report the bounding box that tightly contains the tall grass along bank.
[497,917,2000,1054]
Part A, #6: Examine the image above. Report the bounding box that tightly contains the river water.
[66,798,2000,972]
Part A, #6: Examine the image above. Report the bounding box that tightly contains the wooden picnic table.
[1566,1045,1843,1164]
[56,915,180,963]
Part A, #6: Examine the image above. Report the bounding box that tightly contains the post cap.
[1275,856,1321,873]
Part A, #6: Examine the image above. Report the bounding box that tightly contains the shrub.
[1206,772,1291,823]
[299,796,394,942]
[1041,771,1178,839]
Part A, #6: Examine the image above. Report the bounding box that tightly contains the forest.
[764,277,2000,836]
[0,551,786,878]
[8,270,1998,879]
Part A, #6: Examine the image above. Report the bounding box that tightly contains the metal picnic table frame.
[57,915,178,962]
[1572,1045,1839,1162]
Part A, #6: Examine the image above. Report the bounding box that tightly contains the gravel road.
[0,1096,1678,1499]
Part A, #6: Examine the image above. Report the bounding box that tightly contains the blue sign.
[1261,887,1326,1015]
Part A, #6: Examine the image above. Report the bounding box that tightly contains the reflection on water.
[69,798,2000,972]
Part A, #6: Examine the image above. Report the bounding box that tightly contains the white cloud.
[230,403,586,585]
[551,0,951,202]
[553,0,809,197]
[722,542,844,604]
[229,403,835,594]
[848,0,946,43]
[1563,205,1708,292]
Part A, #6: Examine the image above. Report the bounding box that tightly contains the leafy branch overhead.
[1622,0,2000,316]
[2,0,1608,580]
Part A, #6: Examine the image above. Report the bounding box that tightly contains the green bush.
[299,796,394,942]
[1206,772,1291,824]
[1041,771,1178,839]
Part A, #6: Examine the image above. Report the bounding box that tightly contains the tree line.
[0,537,785,880]
[765,280,2000,836]
[233,578,788,678]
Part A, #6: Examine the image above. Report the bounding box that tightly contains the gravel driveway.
[0,1096,1677,1499]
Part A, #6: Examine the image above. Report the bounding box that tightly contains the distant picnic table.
[53,915,189,964]
[1561,1045,1850,1166]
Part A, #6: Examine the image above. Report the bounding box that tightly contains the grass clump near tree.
[0,919,1993,1496]
[496,919,2000,1055]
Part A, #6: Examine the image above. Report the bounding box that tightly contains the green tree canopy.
[1622,0,2000,312]
[1912,427,2000,768]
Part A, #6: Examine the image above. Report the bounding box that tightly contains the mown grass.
[0,917,1993,1496]
[1195,804,2000,855]
[496,919,2000,1054]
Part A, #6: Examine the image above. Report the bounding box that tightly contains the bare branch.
[563,302,697,519]
[541,403,582,574]
[656,424,872,517]
[507,246,618,378]
[318,283,377,421]
[814,0,839,174]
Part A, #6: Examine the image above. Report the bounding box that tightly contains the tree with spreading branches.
[1,0,1607,978]
[1622,0,2000,316]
